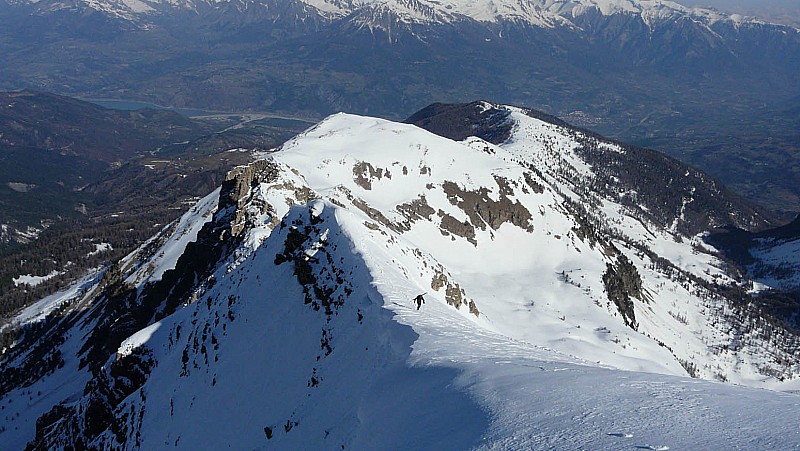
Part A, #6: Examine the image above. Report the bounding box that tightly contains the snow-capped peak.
[12,0,779,30]
[290,0,769,28]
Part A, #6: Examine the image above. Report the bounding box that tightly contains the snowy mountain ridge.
[2,102,800,449]
[7,0,779,30]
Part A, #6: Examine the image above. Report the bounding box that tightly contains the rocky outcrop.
[442,181,534,233]
[431,266,479,317]
[219,160,281,237]
[352,162,391,191]
[602,255,642,330]
[438,210,477,245]
[29,348,154,450]
[396,195,436,224]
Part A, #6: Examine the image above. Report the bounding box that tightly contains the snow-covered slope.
[751,236,800,291]
[2,103,800,448]
[121,188,219,287]
[708,214,800,293]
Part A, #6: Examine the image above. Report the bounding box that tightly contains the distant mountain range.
[1,0,799,215]
[2,101,799,449]
[672,0,800,27]
[3,0,784,29]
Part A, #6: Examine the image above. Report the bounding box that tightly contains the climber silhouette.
[413,294,426,310]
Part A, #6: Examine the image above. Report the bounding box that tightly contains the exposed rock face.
[430,266,478,316]
[351,197,404,234]
[20,160,285,440]
[523,172,545,194]
[603,255,643,330]
[442,181,534,233]
[220,160,280,237]
[396,195,436,223]
[438,210,477,245]
[29,348,155,450]
[352,162,391,191]
[398,195,481,243]
[274,216,351,317]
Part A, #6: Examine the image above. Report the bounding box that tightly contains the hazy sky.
[673,0,800,25]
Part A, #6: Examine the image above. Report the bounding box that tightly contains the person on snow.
[413,293,426,310]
